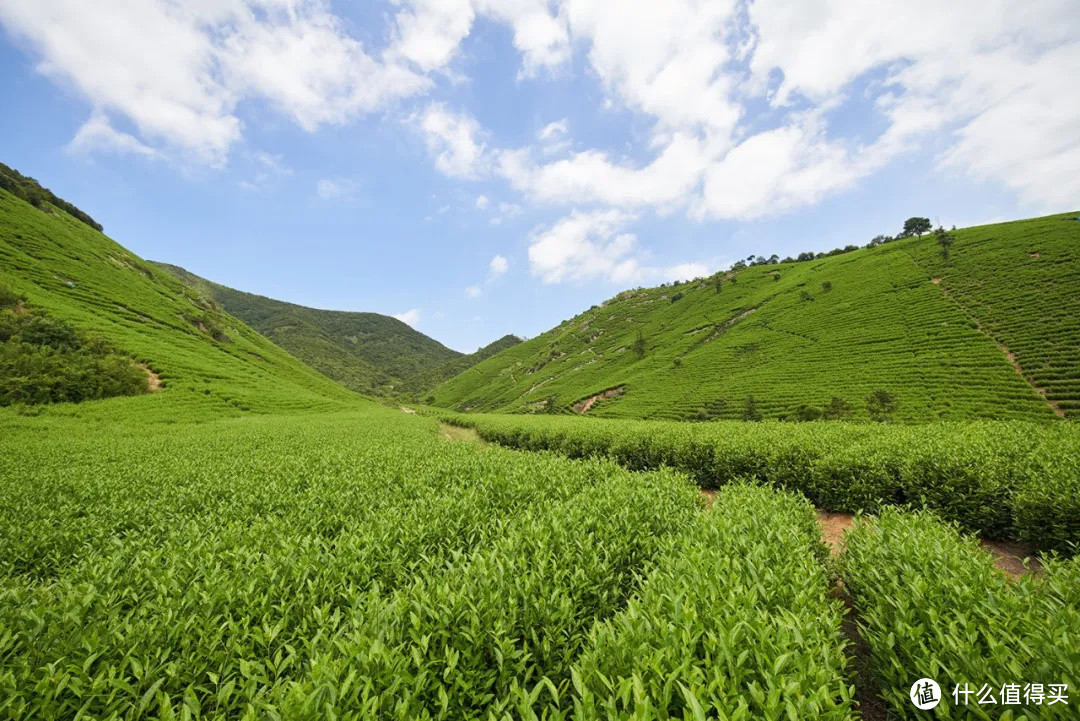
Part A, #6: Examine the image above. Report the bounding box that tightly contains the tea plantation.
[432,213,1080,422]
[1,185,1077,718]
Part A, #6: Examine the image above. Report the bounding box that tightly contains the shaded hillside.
[0,186,361,421]
[433,213,1080,422]
[153,262,522,396]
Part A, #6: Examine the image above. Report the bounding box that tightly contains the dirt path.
[572,386,625,414]
[704,491,1038,579]
[904,251,1065,418]
[138,363,162,391]
[439,422,481,443]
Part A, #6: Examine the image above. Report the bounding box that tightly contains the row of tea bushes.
[442,413,1080,553]
[840,508,1080,719]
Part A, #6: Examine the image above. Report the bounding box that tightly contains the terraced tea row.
[433,213,1079,423]
[442,413,1080,553]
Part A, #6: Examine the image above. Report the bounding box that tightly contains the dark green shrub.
[741,395,762,422]
[866,389,899,422]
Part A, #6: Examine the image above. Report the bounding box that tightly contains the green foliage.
[0,304,147,406]
[741,394,763,421]
[154,262,520,397]
[442,413,1080,552]
[632,329,647,358]
[553,484,853,719]
[793,403,823,421]
[823,395,853,420]
[0,409,707,718]
[865,388,898,422]
[935,225,956,261]
[669,290,684,302]
[713,275,722,293]
[902,216,932,237]
[822,280,833,292]
[841,508,1080,719]
[0,282,21,309]
[432,212,1078,422]
[0,161,102,231]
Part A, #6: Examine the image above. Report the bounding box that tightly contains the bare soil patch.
[138,364,162,392]
[980,539,1042,579]
[573,386,625,414]
[399,406,417,414]
[930,277,942,284]
[1029,252,1041,258]
[818,510,855,555]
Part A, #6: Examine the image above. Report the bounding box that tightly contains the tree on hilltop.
[902,217,932,237]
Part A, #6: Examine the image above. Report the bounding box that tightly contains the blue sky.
[1,1,1076,353]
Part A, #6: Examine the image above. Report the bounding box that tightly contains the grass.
[432,212,1080,422]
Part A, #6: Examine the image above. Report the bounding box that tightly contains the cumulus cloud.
[475,194,489,210]
[401,0,1080,220]
[67,111,159,158]
[393,308,421,326]
[8,0,1077,245]
[464,284,482,298]
[489,254,510,276]
[417,103,489,178]
[527,209,709,285]
[389,0,569,77]
[0,0,427,164]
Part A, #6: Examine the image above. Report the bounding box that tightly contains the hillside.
[153,262,521,397]
[433,212,1080,422]
[0,186,362,420]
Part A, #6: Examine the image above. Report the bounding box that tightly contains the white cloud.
[0,0,427,164]
[67,111,159,158]
[397,0,1079,221]
[418,103,488,178]
[389,0,569,77]
[489,254,509,276]
[498,132,709,210]
[393,308,421,326]
[465,285,482,298]
[527,209,709,285]
[316,177,363,202]
[388,0,475,72]
[490,202,522,225]
[475,194,489,210]
[537,119,568,142]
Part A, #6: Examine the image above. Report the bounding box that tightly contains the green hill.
[432,212,1080,422]
[0,186,362,421]
[153,262,521,397]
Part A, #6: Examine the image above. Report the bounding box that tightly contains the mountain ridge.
[152,261,522,396]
